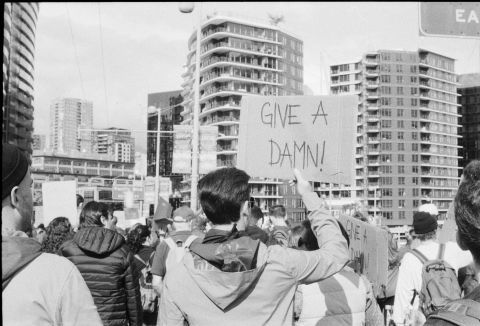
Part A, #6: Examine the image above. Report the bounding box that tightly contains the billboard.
[420,2,480,38]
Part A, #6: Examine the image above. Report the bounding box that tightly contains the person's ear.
[241,201,249,218]
[9,186,22,209]
[456,231,468,251]
[100,216,107,225]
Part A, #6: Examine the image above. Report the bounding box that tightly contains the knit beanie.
[2,144,29,200]
[412,211,438,235]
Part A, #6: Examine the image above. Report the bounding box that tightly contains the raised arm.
[285,169,349,284]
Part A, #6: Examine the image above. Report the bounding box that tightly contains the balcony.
[366,126,380,133]
[367,106,379,112]
[366,115,379,123]
[365,69,379,77]
[366,82,378,89]
[366,92,379,100]
[367,159,379,166]
[368,137,380,144]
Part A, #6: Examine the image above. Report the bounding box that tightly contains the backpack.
[410,244,462,317]
[134,252,157,313]
[424,299,480,326]
[164,234,198,269]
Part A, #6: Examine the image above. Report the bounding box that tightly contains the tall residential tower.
[49,98,94,154]
[458,73,480,168]
[180,13,304,214]
[330,49,461,225]
[3,3,40,155]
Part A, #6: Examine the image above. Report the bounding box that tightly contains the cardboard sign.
[438,203,457,243]
[338,214,389,296]
[42,180,78,227]
[238,96,357,184]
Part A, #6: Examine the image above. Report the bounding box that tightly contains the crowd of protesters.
[2,143,479,326]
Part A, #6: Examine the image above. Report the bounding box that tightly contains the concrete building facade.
[330,49,461,225]
[49,98,94,154]
[458,73,480,168]
[180,13,304,215]
[94,127,136,163]
[3,3,40,155]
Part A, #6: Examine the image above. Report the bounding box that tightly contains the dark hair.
[249,206,264,223]
[126,224,150,254]
[455,160,480,261]
[79,201,108,229]
[76,194,84,207]
[41,217,74,254]
[269,205,286,218]
[37,223,46,231]
[289,220,319,251]
[198,167,250,225]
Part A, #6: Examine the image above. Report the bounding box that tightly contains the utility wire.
[65,3,86,99]
[98,3,110,127]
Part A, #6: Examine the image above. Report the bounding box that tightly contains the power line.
[65,3,86,99]
[98,3,110,127]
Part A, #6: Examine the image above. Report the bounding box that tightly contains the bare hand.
[290,169,313,196]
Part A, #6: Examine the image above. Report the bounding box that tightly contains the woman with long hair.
[59,201,142,326]
[126,223,157,326]
[41,217,74,254]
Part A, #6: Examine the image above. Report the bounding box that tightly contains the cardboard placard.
[237,95,357,183]
[438,203,457,243]
[42,180,78,227]
[338,214,389,296]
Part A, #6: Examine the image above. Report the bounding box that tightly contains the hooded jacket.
[159,192,349,326]
[3,233,102,326]
[60,226,142,326]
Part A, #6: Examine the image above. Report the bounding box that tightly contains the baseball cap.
[172,206,195,223]
[419,203,439,216]
[412,211,438,235]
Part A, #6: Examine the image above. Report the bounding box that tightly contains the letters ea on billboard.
[419,2,480,38]
[237,95,357,184]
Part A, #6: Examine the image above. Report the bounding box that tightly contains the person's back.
[290,220,383,326]
[60,201,142,326]
[393,211,473,325]
[159,168,349,326]
[2,143,102,326]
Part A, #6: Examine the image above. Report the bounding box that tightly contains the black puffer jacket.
[60,226,143,326]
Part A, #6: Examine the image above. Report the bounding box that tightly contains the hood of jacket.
[74,226,125,255]
[186,233,267,311]
[2,235,43,290]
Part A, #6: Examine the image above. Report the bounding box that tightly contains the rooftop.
[458,73,480,88]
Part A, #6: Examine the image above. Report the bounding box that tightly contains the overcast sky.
[33,2,480,153]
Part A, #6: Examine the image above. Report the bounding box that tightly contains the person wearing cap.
[151,205,199,294]
[392,207,473,325]
[2,143,102,326]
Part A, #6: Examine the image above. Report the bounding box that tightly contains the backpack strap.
[164,237,177,251]
[437,243,446,260]
[134,254,148,266]
[183,235,198,249]
[410,248,429,264]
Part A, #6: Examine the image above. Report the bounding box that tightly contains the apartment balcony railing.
[203,100,240,111]
[201,42,280,57]
[204,115,240,124]
[202,26,278,43]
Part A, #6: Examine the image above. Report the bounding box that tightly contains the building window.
[412,177,419,185]
[412,132,418,140]
[412,143,418,151]
[397,109,404,117]
[396,76,403,83]
[381,143,392,151]
[384,212,393,220]
[398,131,404,140]
[397,87,404,95]
[382,188,393,196]
[396,64,403,73]
[397,98,404,106]
[398,143,405,151]
[399,200,406,208]
[397,120,405,128]
[398,166,405,174]
[381,120,392,128]
[413,200,419,208]
[398,188,406,196]
[398,177,405,185]
[381,131,392,140]
[412,166,419,173]
[398,154,405,162]
[399,211,406,219]
[412,154,418,162]
[411,108,418,116]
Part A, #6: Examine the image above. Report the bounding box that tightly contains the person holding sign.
[158,167,349,326]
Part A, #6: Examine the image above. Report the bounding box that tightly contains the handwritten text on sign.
[339,215,389,297]
[237,96,356,183]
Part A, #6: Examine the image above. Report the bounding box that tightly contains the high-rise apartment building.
[458,73,480,168]
[49,98,94,154]
[147,90,184,191]
[3,3,40,155]
[330,49,461,225]
[94,127,135,163]
[180,13,304,214]
[32,134,46,151]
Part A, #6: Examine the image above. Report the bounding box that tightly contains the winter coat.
[60,226,143,326]
[158,192,349,326]
[3,233,102,326]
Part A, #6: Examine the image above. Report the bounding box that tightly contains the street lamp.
[148,106,162,211]
[179,1,202,212]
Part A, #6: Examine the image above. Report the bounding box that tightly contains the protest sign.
[172,125,192,174]
[438,202,457,243]
[237,95,357,184]
[338,214,389,296]
[42,180,78,226]
[199,125,218,174]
